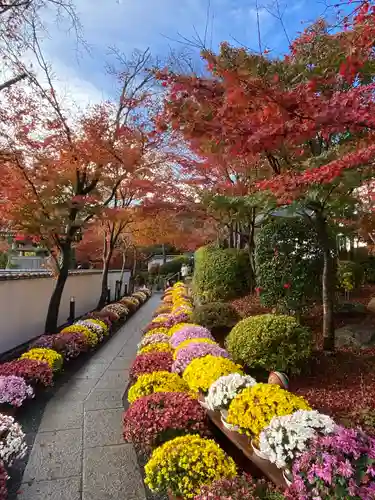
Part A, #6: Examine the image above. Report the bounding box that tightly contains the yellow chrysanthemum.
[145,435,237,499]
[138,342,173,355]
[227,383,311,438]
[61,324,99,347]
[21,348,63,372]
[144,327,169,337]
[128,371,189,404]
[89,319,109,334]
[183,355,243,393]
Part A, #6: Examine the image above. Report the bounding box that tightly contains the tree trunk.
[316,213,336,351]
[162,243,166,265]
[97,250,113,309]
[44,245,71,333]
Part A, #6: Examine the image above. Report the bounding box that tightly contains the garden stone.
[335,323,375,348]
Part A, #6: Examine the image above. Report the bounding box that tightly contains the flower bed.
[0,286,151,496]
[123,282,375,499]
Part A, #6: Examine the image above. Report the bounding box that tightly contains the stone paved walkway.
[17,294,160,500]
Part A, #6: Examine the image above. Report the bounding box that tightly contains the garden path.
[16,294,161,500]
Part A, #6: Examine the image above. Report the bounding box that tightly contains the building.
[0,231,49,270]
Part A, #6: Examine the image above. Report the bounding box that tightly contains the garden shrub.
[159,255,190,276]
[362,255,375,283]
[225,314,312,374]
[337,260,363,292]
[255,217,322,314]
[193,245,251,303]
[192,302,241,331]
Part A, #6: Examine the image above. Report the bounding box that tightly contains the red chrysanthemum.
[123,392,210,453]
[129,352,173,381]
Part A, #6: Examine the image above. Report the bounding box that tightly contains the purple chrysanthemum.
[0,375,34,407]
[287,426,375,499]
[170,326,214,349]
[172,343,231,374]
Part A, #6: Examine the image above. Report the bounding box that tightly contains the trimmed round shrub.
[193,246,251,303]
[255,217,322,314]
[123,392,209,453]
[225,314,312,374]
[192,302,241,331]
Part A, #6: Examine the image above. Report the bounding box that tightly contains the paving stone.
[18,476,81,500]
[54,377,98,402]
[39,401,83,432]
[84,408,123,448]
[83,388,123,410]
[108,356,134,370]
[74,362,109,379]
[83,444,146,500]
[95,369,129,389]
[23,429,82,482]
[118,345,139,358]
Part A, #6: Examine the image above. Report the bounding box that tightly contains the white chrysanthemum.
[205,373,257,411]
[0,414,27,466]
[259,410,336,469]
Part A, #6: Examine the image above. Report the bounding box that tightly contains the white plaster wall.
[0,270,130,354]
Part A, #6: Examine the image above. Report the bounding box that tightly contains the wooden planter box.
[206,409,287,488]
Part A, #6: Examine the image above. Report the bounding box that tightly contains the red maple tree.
[156,1,375,350]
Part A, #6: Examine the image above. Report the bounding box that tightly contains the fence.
[0,270,130,354]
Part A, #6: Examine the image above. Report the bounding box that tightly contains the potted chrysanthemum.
[205,373,257,431]
[286,426,375,498]
[144,435,237,499]
[259,409,336,484]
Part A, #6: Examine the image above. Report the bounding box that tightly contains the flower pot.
[251,439,269,460]
[220,414,239,432]
[283,469,293,487]
[198,399,210,410]
[197,392,210,410]
[268,371,289,390]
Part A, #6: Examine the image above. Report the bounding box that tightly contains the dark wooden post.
[107,288,111,304]
[68,296,75,324]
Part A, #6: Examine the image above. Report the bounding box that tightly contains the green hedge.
[255,217,322,314]
[193,246,251,303]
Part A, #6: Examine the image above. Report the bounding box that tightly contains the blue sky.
[39,0,340,107]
